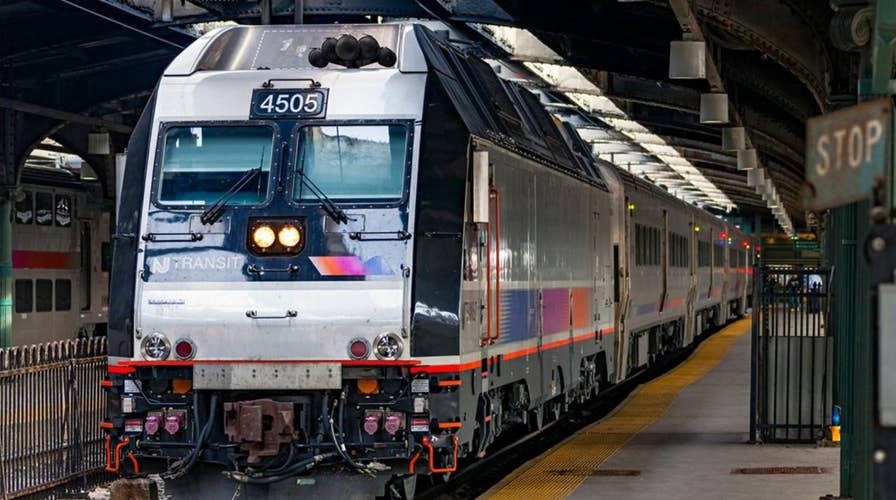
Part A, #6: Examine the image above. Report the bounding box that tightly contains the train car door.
[684,216,697,346]
[615,195,633,382]
[80,222,92,313]
[659,209,668,313]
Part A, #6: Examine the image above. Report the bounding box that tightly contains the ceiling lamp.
[669,41,706,79]
[700,93,729,124]
[722,127,746,151]
[737,148,757,170]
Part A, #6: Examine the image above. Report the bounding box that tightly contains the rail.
[0,337,107,499]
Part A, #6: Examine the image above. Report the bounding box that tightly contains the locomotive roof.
[413,25,608,191]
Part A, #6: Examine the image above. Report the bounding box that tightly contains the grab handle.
[247,264,299,275]
[246,310,298,319]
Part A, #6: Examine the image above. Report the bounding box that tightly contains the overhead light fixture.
[669,40,706,79]
[747,168,765,187]
[722,127,746,151]
[700,93,729,124]
[88,131,110,155]
[737,148,757,170]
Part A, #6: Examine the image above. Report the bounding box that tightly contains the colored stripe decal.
[487,319,750,499]
[664,297,685,309]
[308,256,395,276]
[541,288,570,334]
[412,328,615,373]
[571,288,591,330]
[12,250,78,269]
[634,302,659,315]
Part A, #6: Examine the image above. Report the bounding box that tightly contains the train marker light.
[174,338,195,360]
[252,225,276,249]
[694,226,701,232]
[348,337,371,360]
[374,332,403,360]
[277,225,301,248]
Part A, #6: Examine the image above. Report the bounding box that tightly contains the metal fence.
[0,338,107,499]
[751,267,834,443]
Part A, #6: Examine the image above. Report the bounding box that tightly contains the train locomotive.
[103,23,752,498]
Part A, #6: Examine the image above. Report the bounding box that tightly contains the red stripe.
[108,365,136,374]
[12,250,77,269]
[119,359,421,367]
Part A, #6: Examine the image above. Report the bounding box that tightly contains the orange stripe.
[503,346,538,361]
[99,421,114,429]
[100,380,113,388]
[437,380,462,387]
[437,422,462,429]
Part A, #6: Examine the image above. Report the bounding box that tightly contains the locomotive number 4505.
[250,88,329,119]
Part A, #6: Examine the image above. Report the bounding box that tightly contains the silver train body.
[10,166,110,346]
[103,23,752,497]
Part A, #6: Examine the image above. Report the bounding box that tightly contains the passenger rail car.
[103,23,752,497]
[10,166,110,345]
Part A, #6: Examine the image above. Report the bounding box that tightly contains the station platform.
[485,319,839,500]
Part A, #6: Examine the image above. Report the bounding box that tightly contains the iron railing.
[0,338,107,499]
[751,267,834,443]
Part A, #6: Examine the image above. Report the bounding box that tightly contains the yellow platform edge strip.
[486,318,751,500]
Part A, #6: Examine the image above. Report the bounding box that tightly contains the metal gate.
[751,267,833,443]
[0,338,107,499]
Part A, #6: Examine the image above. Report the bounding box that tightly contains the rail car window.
[698,241,711,267]
[157,125,274,206]
[55,279,71,311]
[294,124,408,202]
[15,280,32,313]
[713,243,724,267]
[15,190,33,224]
[55,194,72,227]
[35,279,52,312]
[634,224,662,267]
[35,192,53,226]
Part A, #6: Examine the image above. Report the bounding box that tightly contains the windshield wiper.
[200,148,265,225]
[296,169,348,225]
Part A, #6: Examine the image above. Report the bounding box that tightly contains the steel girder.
[1,0,189,190]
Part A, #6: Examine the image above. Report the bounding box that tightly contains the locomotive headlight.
[141,332,171,360]
[252,225,276,249]
[278,225,301,248]
[373,332,403,360]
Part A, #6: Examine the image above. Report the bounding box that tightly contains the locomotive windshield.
[156,125,274,206]
[294,124,407,202]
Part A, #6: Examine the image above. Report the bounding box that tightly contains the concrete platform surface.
[487,320,839,500]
